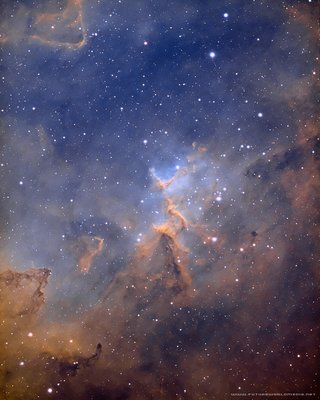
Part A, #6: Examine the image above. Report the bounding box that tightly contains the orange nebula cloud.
[154,174,176,190]
[150,233,192,300]
[76,236,104,274]
[151,167,188,191]
[165,197,188,230]
[0,0,86,50]
[287,3,320,40]
[192,141,208,154]
[151,197,187,242]
[0,268,51,321]
[31,0,86,49]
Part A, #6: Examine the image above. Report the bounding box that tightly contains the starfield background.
[0,1,319,399]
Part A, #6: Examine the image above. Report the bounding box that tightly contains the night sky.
[0,1,319,399]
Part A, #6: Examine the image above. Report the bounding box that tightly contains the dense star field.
[0,1,319,399]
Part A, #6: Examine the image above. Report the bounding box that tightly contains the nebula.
[0,0,319,399]
[0,0,85,48]
[73,235,104,274]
